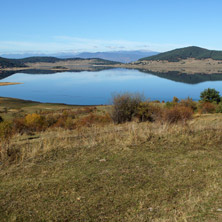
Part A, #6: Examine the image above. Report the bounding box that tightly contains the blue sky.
[1,0,222,53]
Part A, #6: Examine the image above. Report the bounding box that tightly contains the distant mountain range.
[140,46,222,62]
[0,50,159,63]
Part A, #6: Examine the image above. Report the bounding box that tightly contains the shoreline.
[0,58,222,74]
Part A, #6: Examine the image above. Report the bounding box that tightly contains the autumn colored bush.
[163,106,193,124]
[75,113,112,128]
[0,121,13,142]
[172,96,179,103]
[25,113,47,131]
[12,117,28,134]
[0,121,15,162]
[179,97,197,112]
[198,102,216,114]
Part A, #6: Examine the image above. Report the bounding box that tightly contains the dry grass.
[1,114,222,221]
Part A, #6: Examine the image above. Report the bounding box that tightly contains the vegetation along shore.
[1,88,222,221]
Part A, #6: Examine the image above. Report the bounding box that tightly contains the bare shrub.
[111,93,143,124]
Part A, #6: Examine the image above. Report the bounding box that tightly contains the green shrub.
[200,88,220,103]
[111,93,143,124]
[216,102,222,113]
[136,102,162,122]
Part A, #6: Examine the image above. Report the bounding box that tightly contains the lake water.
[1,68,222,105]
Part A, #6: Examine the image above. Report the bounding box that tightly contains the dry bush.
[74,107,96,115]
[198,102,216,114]
[0,121,13,142]
[0,121,14,162]
[179,97,197,112]
[111,93,143,124]
[75,113,112,128]
[136,102,162,122]
[12,117,28,134]
[172,96,179,103]
[163,106,193,124]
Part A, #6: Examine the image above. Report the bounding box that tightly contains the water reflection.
[0,68,222,105]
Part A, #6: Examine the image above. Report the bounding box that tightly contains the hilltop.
[140,46,222,62]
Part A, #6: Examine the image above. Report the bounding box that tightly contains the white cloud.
[0,37,187,54]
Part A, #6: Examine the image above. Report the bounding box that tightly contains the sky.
[1,0,222,54]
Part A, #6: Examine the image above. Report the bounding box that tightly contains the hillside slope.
[140,46,222,62]
[0,57,26,68]
[0,57,120,69]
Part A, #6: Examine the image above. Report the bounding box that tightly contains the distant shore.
[1,58,222,74]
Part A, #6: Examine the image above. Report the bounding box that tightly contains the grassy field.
[1,97,222,221]
[0,97,107,120]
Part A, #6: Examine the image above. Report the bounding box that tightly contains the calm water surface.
[0,68,222,105]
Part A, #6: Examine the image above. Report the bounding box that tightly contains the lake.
[1,68,222,105]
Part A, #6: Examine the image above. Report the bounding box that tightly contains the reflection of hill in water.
[138,69,222,84]
[0,67,113,80]
[1,68,222,84]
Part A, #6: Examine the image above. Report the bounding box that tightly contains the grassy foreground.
[1,108,222,221]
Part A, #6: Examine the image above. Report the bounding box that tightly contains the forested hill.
[0,57,26,68]
[140,46,222,62]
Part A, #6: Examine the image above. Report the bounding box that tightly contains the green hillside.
[140,46,222,62]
